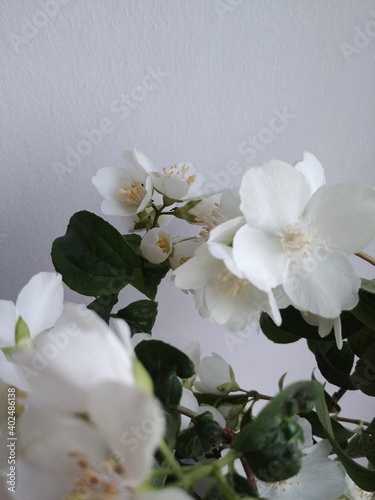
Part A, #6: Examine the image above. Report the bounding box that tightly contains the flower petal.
[12,304,134,414]
[294,152,325,195]
[15,272,63,337]
[173,244,220,290]
[305,184,375,254]
[239,161,311,233]
[0,351,28,390]
[123,148,154,175]
[149,171,189,200]
[284,253,360,318]
[0,300,18,347]
[233,225,289,291]
[89,381,164,485]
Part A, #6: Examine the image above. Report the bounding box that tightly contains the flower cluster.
[1,148,375,499]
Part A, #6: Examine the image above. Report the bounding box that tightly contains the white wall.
[1,0,375,420]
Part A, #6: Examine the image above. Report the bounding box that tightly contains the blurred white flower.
[149,163,197,200]
[8,381,174,500]
[169,236,204,270]
[11,303,135,415]
[92,148,154,217]
[140,227,172,264]
[174,217,281,330]
[0,272,63,350]
[233,155,375,346]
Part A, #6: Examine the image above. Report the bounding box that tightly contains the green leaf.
[175,411,222,458]
[351,343,375,396]
[115,300,158,334]
[348,326,375,358]
[135,340,195,406]
[300,410,354,444]
[315,385,375,491]
[352,281,375,330]
[362,419,375,466]
[261,307,364,344]
[52,211,141,296]
[234,382,320,482]
[259,311,300,344]
[308,340,356,389]
[87,295,118,323]
[231,472,259,498]
[14,316,31,346]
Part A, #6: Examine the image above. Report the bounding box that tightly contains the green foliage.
[51,211,170,300]
[234,382,319,482]
[308,340,356,389]
[175,411,222,459]
[114,299,158,334]
[315,385,375,491]
[135,339,195,406]
[87,295,118,323]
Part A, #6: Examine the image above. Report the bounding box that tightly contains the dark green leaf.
[362,419,375,466]
[315,384,375,491]
[348,326,375,358]
[175,411,222,458]
[352,282,375,330]
[231,472,259,498]
[300,410,354,444]
[308,340,356,389]
[261,307,364,344]
[352,343,375,396]
[135,340,195,379]
[234,382,320,482]
[259,311,300,344]
[115,300,158,334]
[52,211,141,296]
[87,295,118,323]
[135,340,195,406]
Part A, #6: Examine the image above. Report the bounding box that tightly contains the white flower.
[169,236,204,270]
[233,155,375,338]
[174,217,281,330]
[149,162,197,200]
[11,303,135,415]
[92,148,154,217]
[189,187,241,239]
[8,381,191,500]
[0,271,63,349]
[194,352,239,395]
[140,227,172,264]
[257,440,346,499]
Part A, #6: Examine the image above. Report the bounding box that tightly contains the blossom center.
[162,163,196,185]
[278,218,327,263]
[156,234,171,254]
[217,268,251,298]
[117,179,146,207]
[65,451,130,499]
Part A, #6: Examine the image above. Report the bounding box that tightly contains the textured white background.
[1,1,375,419]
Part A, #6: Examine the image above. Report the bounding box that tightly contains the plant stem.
[158,440,184,481]
[332,415,371,427]
[355,251,375,267]
[240,457,259,495]
[328,388,347,411]
[170,404,200,420]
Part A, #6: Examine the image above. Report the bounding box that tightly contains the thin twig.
[332,415,372,427]
[355,251,375,267]
[328,388,347,411]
